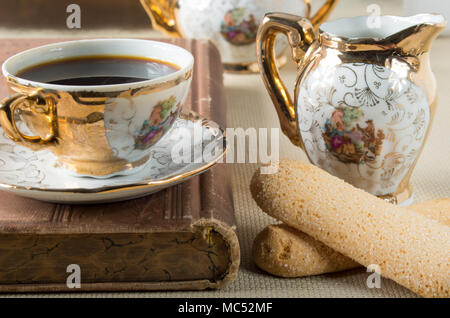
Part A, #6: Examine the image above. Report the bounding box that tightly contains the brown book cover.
[0,38,239,292]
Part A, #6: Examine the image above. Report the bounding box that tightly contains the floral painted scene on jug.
[297,62,430,196]
[323,105,386,164]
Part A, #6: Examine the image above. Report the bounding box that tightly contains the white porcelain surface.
[0,111,225,203]
[320,14,445,40]
[297,62,430,196]
[103,85,189,170]
[177,0,307,64]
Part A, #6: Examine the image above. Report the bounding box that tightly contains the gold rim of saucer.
[0,109,227,195]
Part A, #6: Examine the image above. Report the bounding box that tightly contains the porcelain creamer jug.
[141,0,337,72]
[257,13,445,204]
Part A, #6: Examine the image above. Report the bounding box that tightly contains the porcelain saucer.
[0,110,226,204]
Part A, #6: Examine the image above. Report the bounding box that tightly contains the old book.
[0,38,239,292]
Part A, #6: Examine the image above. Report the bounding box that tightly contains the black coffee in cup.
[16,55,180,86]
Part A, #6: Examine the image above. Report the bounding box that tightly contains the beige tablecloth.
[2,0,448,298]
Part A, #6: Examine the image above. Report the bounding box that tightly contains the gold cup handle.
[140,0,182,37]
[257,13,316,147]
[308,0,338,29]
[0,89,57,148]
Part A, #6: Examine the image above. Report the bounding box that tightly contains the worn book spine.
[0,38,239,292]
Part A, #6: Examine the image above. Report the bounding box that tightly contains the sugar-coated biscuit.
[250,159,450,297]
[253,199,450,278]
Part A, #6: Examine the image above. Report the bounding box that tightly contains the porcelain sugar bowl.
[141,0,338,72]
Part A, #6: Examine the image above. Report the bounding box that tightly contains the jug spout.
[393,14,446,56]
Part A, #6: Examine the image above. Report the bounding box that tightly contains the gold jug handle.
[0,89,58,148]
[140,0,182,38]
[307,0,338,29]
[257,13,316,147]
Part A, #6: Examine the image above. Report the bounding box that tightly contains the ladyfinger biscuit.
[250,159,450,297]
[253,199,450,278]
[253,223,359,277]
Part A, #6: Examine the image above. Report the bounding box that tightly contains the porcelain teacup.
[0,39,194,178]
